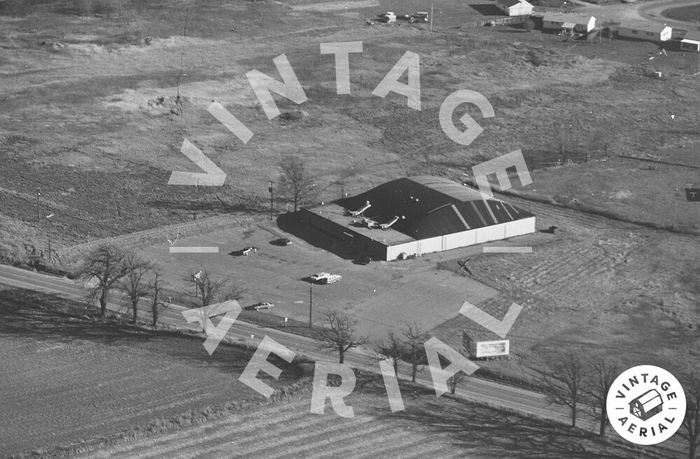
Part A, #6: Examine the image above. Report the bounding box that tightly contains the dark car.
[246,302,275,311]
[271,238,292,246]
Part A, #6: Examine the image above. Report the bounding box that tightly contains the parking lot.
[140,220,499,342]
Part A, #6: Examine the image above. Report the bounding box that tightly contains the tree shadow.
[276,212,357,262]
[0,287,306,377]
[388,395,637,458]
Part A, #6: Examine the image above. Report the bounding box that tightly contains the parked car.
[246,302,275,311]
[310,272,332,283]
[322,274,342,284]
[241,246,258,255]
[355,254,372,265]
[310,272,342,284]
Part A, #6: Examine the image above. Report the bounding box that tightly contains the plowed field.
[0,287,304,456]
[83,390,661,458]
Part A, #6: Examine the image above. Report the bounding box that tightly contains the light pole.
[308,281,313,328]
[36,188,41,223]
[268,181,274,221]
[45,213,54,262]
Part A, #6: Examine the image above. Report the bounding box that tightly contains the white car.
[310,272,342,284]
[310,272,331,282]
[247,302,275,311]
[323,274,342,284]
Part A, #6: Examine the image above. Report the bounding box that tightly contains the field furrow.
[97,400,312,457]
[242,416,379,457]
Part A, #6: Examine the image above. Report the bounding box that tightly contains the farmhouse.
[299,176,536,261]
[495,0,533,17]
[629,389,664,421]
[542,13,596,35]
[617,22,672,42]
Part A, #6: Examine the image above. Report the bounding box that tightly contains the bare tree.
[319,311,368,364]
[448,371,466,395]
[378,331,405,374]
[585,358,619,436]
[78,244,131,317]
[680,374,700,459]
[278,156,316,212]
[189,269,245,308]
[120,251,152,324]
[149,271,168,329]
[404,322,427,383]
[537,352,585,427]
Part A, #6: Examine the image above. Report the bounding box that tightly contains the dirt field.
[0,285,306,456]
[1,0,699,264]
[81,381,663,458]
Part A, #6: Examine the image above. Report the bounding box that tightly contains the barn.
[617,22,672,42]
[542,13,596,35]
[495,0,533,17]
[629,389,664,421]
[299,176,536,261]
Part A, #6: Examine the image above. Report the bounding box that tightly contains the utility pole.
[46,213,54,262]
[36,188,41,223]
[268,181,274,221]
[308,282,313,328]
[430,4,434,33]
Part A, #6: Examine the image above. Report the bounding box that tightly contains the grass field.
[0,285,308,456]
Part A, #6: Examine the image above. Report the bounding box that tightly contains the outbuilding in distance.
[680,37,700,52]
[542,13,596,35]
[299,176,536,261]
[494,0,533,17]
[616,21,673,42]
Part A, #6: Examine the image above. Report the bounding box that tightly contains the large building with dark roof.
[299,176,536,261]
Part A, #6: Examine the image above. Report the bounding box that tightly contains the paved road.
[0,263,684,456]
[637,0,700,32]
[564,0,700,32]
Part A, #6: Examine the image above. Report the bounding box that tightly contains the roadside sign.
[686,185,700,202]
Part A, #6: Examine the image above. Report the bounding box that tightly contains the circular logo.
[606,365,686,445]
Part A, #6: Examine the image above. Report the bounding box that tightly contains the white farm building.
[680,37,700,52]
[543,13,596,34]
[617,22,672,42]
[495,0,533,17]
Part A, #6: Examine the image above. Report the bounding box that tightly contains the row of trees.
[530,352,699,458]
[77,245,698,458]
[78,245,243,328]
[317,315,699,458]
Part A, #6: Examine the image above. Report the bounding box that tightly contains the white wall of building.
[384,217,536,260]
